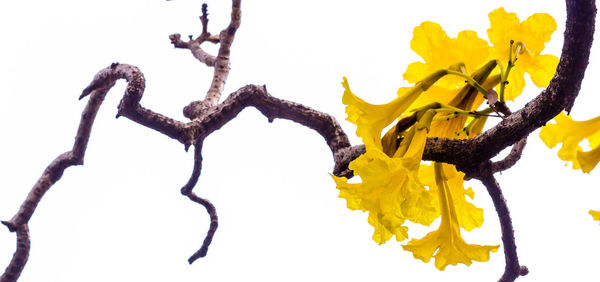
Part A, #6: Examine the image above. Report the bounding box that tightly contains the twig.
[492,138,527,173]
[185,192,218,264]
[169,3,220,67]
[178,143,219,263]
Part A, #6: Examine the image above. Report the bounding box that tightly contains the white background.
[1,1,599,281]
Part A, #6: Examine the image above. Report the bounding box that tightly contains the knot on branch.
[184,100,215,120]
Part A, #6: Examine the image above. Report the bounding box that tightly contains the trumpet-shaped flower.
[403,162,499,270]
[332,110,439,244]
[539,112,600,172]
[342,77,422,151]
[487,8,559,100]
[404,21,489,90]
[418,163,484,231]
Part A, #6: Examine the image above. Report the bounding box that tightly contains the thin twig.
[185,192,218,264]
[178,143,219,263]
[492,138,527,173]
[169,3,220,67]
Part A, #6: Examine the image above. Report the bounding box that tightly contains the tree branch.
[0,225,29,282]
[1,72,128,280]
[474,163,527,282]
[80,63,192,147]
[184,0,243,119]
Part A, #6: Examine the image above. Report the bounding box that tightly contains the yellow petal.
[487,8,520,47]
[590,210,600,221]
[525,54,559,88]
[403,163,497,270]
[577,146,600,173]
[521,12,557,54]
[342,77,423,150]
[405,22,489,89]
[368,212,395,244]
[540,112,600,171]
[487,8,558,100]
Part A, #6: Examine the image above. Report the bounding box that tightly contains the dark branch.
[185,192,218,264]
[475,163,526,282]
[81,63,191,147]
[0,225,29,282]
[178,143,219,263]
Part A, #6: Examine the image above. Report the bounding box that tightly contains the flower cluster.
[333,8,558,270]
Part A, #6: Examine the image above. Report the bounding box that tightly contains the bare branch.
[0,225,29,282]
[196,0,242,111]
[185,192,218,264]
[188,85,351,159]
[170,34,217,67]
[0,73,125,280]
[81,63,192,147]
[492,138,527,173]
[177,143,219,263]
[169,3,220,67]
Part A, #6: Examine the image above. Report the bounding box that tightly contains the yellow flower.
[539,112,600,173]
[404,21,489,90]
[403,162,499,270]
[487,8,559,100]
[342,77,422,151]
[590,210,600,222]
[332,111,439,244]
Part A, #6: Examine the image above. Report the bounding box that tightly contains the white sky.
[1,0,599,281]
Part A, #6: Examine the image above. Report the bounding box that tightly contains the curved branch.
[178,144,219,264]
[492,138,527,173]
[422,0,596,168]
[189,84,352,161]
[185,192,218,264]
[475,163,527,282]
[81,63,192,147]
